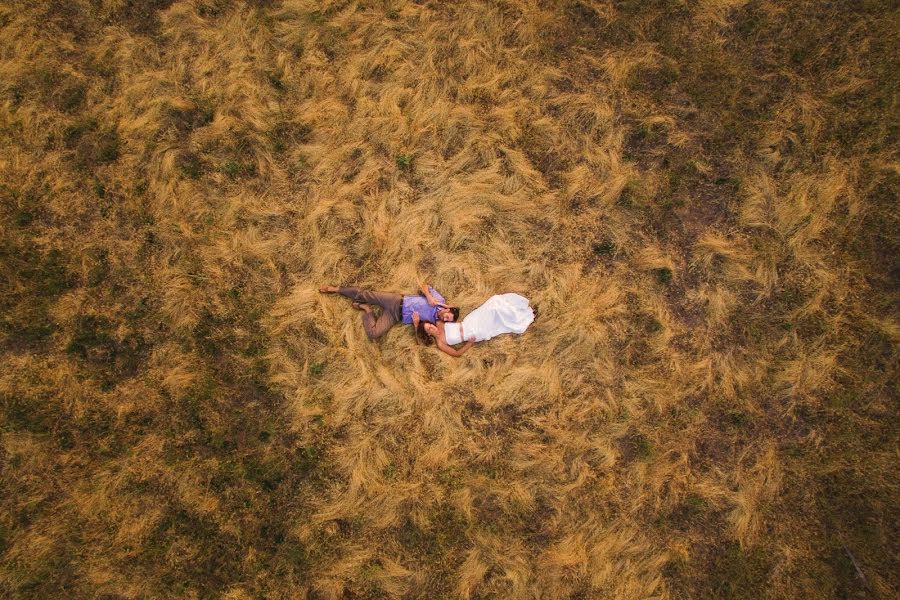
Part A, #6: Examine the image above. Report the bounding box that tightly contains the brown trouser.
[338,287,404,340]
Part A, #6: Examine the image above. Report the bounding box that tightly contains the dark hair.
[416,321,434,345]
[448,307,460,322]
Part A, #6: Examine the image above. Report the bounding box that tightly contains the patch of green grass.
[142,504,243,595]
[32,248,71,296]
[1,313,56,348]
[66,314,149,385]
[265,71,285,91]
[22,68,87,113]
[63,118,98,148]
[177,152,204,179]
[634,121,666,143]
[643,315,662,333]
[714,176,741,189]
[725,410,750,428]
[94,133,120,164]
[617,182,637,207]
[0,244,75,350]
[296,445,319,476]
[63,119,120,170]
[2,392,54,435]
[704,542,772,599]
[66,315,117,362]
[196,0,228,18]
[268,121,312,153]
[436,466,462,489]
[14,209,35,227]
[309,361,325,376]
[221,160,240,178]
[56,82,86,113]
[654,267,673,285]
[192,310,232,357]
[593,241,616,256]
[221,160,256,178]
[396,154,412,170]
[305,10,326,24]
[634,435,652,459]
[29,67,62,97]
[683,494,706,512]
[164,99,214,133]
[87,248,109,287]
[244,455,286,491]
[619,430,653,462]
[93,179,106,199]
[114,0,176,36]
[394,502,468,595]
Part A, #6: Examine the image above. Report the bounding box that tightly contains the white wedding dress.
[444,293,535,345]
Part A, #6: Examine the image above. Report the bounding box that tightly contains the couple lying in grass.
[319,282,534,357]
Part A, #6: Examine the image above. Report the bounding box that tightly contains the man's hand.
[424,290,440,306]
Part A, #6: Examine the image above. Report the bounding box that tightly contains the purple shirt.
[401,287,446,324]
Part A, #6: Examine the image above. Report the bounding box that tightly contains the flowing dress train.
[444,293,534,344]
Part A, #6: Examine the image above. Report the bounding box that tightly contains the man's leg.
[338,287,404,340]
[360,306,399,340]
[337,287,402,313]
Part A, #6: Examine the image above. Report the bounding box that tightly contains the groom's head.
[437,307,460,322]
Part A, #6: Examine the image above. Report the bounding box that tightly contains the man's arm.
[418,281,447,307]
[418,281,434,302]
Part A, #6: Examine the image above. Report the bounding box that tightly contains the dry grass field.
[1,0,897,598]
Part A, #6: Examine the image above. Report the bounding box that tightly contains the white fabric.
[445,293,534,345]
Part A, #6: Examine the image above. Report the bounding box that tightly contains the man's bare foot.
[319,285,338,293]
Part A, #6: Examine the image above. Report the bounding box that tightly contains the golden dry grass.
[1,0,897,598]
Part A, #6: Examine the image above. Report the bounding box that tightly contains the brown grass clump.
[1,0,897,598]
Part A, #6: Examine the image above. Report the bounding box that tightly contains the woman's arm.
[412,311,421,345]
[436,337,476,357]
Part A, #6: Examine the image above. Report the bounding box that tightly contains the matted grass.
[0,0,897,598]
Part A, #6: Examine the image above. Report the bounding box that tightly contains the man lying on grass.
[319,281,459,342]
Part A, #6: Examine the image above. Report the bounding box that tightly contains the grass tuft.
[653,267,672,285]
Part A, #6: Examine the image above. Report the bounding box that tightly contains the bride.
[413,293,535,357]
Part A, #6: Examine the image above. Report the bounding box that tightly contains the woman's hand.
[412,311,420,325]
[448,335,476,357]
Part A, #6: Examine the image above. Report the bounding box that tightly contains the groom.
[319,281,460,340]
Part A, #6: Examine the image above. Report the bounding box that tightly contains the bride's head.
[416,321,437,345]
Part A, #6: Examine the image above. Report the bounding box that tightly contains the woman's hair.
[416,321,434,345]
